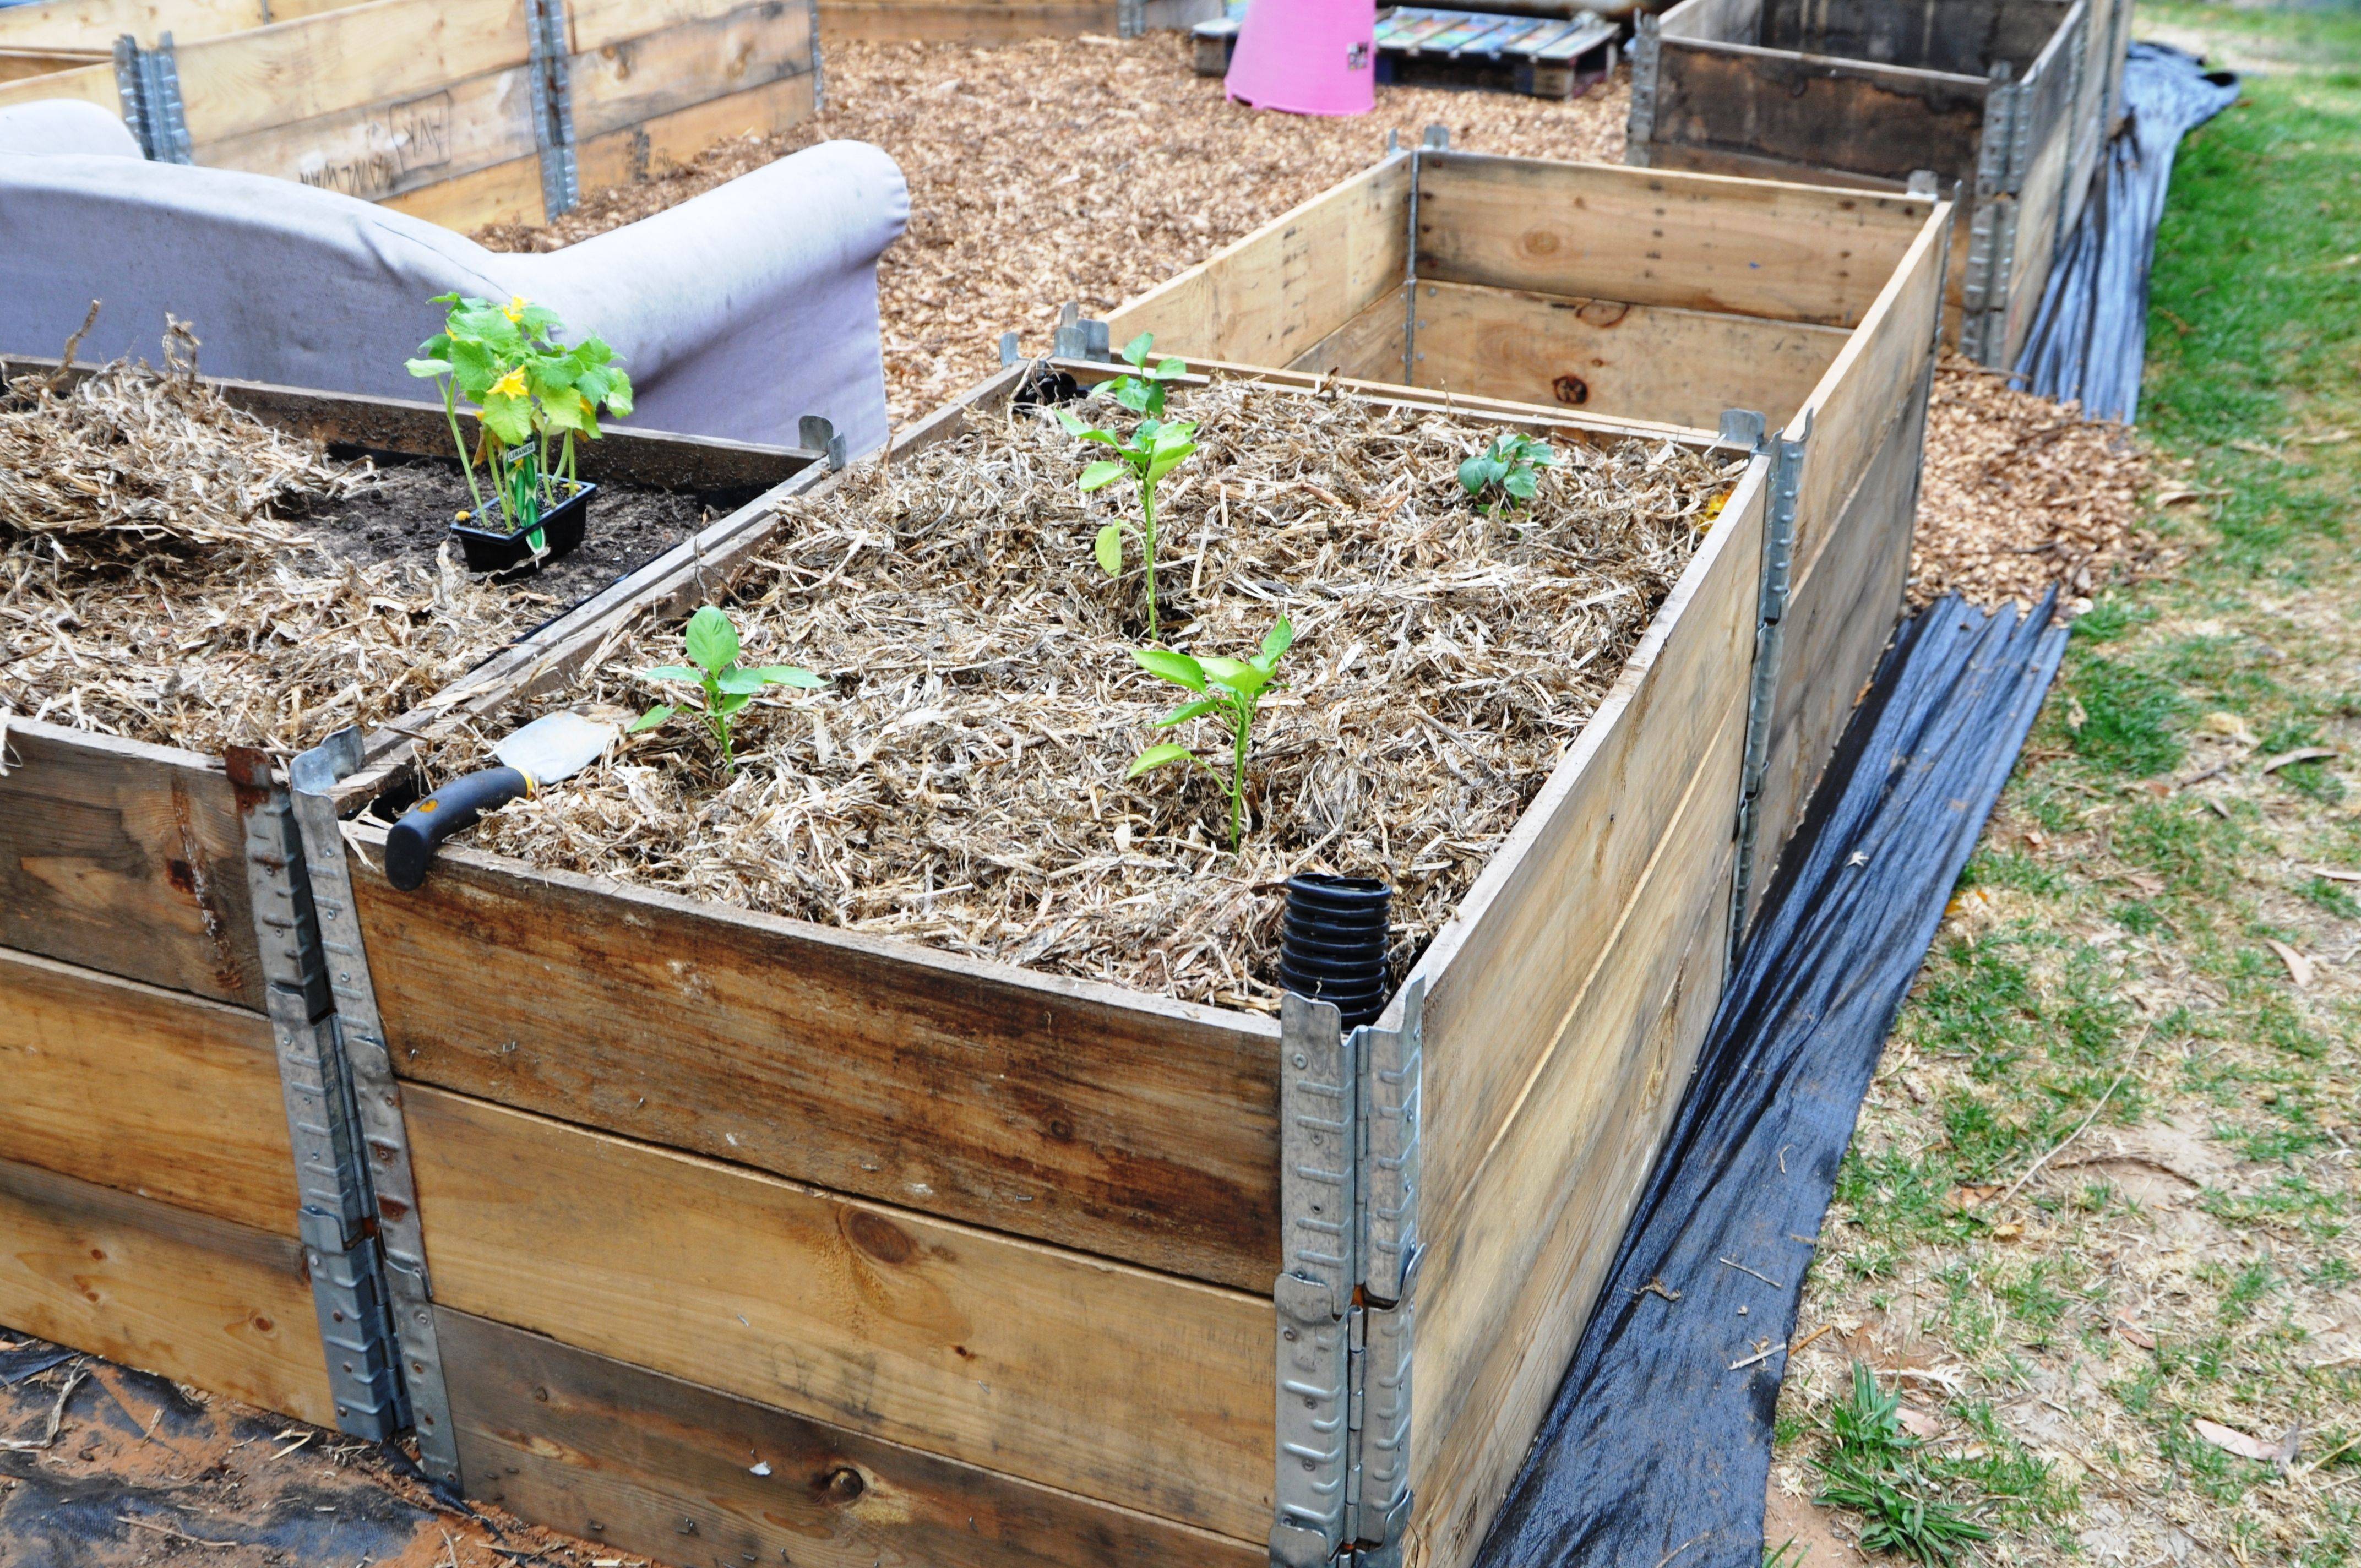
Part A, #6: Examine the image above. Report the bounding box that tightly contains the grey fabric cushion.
[0,130,908,454]
[0,100,141,158]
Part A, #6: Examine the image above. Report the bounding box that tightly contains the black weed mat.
[1473,594,2070,1568]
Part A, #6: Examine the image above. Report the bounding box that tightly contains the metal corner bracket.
[261,728,463,1485]
[526,0,580,223]
[1624,12,1661,164]
[1725,407,1810,960]
[1271,980,1426,1568]
[1052,301,1113,362]
[112,32,193,164]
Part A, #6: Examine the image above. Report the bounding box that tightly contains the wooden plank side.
[571,59,817,190]
[1402,279,1849,429]
[1410,682,1741,1568]
[378,148,545,229]
[1104,154,1411,369]
[815,0,1116,41]
[1743,359,1928,921]
[1649,39,1990,190]
[439,1308,1264,1568]
[1285,282,1408,383]
[1408,459,1764,1258]
[403,1088,1275,1539]
[192,62,538,204]
[567,0,813,143]
[353,838,1282,1290]
[1657,0,1761,43]
[0,719,260,1008]
[1412,152,1935,329]
[1788,204,1947,581]
[0,947,295,1236]
[0,1156,333,1427]
[171,0,534,147]
[0,0,262,49]
[0,55,114,113]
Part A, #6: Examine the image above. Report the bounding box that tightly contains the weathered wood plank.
[1759,0,2062,74]
[1412,151,1935,329]
[815,0,1118,41]
[0,718,260,1008]
[402,1087,1275,1538]
[173,0,534,148]
[1650,38,1990,189]
[1407,456,1762,1272]
[0,0,351,48]
[439,1307,1264,1568]
[1401,279,1849,429]
[1658,0,1759,43]
[354,835,1284,1290]
[571,65,818,195]
[1743,357,1928,921]
[0,1156,333,1426]
[567,0,813,144]
[1410,677,1742,1568]
[1285,282,1408,383]
[0,946,295,1236]
[1106,154,1411,369]
[378,146,546,229]
[0,53,112,113]
[194,63,537,205]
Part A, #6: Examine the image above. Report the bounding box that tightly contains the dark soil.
[301,455,716,611]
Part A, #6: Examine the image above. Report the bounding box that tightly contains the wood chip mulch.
[476,35,1628,423]
[1910,359,2175,612]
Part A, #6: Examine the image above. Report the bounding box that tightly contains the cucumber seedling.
[628,605,822,776]
[1058,333,1196,639]
[1127,616,1294,850]
[1457,431,1556,517]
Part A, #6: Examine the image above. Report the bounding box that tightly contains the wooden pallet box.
[1625,0,2133,367]
[0,0,819,230]
[0,373,823,1434]
[310,154,1951,1568]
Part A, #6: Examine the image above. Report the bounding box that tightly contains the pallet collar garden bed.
[2,153,1947,1568]
[0,0,821,228]
[1625,0,2133,367]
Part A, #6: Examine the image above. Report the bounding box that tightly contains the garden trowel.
[385,710,616,891]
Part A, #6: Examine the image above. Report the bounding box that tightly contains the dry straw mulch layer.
[2,337,539,756]
[478,36,1629,423]
[451,383,1735,1012]
[1910,359,2173,611]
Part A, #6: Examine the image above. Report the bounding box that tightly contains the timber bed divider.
[2,154,1948,1568]
[0,0,823,229]
[0,372,833,1440]
[1625,0,2134,367]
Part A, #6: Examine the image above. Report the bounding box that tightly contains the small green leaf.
[1156,698,1222,727]
[1132,649,1206,690]
[405,357,452,379]
[1152,357,1187,381]
[627,704,675,733]
[684,606,741,675]
[1080,460,1130,492]
[1122,331,1155,368]
[1503,469,1539,500]
[1261,616,1295,661]
[1056,408,1092,435]
[642,664,704,685]
[1127,743,1196,778]
[1199,655,1253,690]
[1096,523,1124,575]
[750,665,825,689]
[715,666,768,695]
[602,366,634,418]
[714,691,754,716]
[1145,441,1198,485]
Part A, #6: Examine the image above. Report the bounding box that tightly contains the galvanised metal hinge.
[1052,301,1113,362]
[288,728,464,1486]
[1117,0,1145,37]
[111,33,193,164]
[1270,980,1426,1568]
[1961,64,2023,364]
[807,0,825,113]
[1724,407,1809,959]
[228,744,407,1444]
[798,413,848,470]
[526,0,580,222]
[1623,13,1661,166]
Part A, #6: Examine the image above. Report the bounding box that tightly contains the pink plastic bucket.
[1225,0,1376,117]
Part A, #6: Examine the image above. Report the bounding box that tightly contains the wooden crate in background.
[0,0,820,230]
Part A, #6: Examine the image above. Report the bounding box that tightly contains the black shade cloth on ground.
[1472,594,2070,1568]
[2015,43,2242,423]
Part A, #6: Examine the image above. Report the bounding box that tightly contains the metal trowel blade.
[492,711,618,788]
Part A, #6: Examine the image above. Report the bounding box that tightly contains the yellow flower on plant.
[490,366,527,399]
[504,295,529,323]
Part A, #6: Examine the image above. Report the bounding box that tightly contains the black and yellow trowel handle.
[384,767,534,891]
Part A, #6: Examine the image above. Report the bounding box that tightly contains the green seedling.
[406,292,633,547]
[1457,431,1557,515]
[1812,1363,1993,1565]
[1058,333,1196,639]
[1126,616,1294,850]
[628,605,822,776]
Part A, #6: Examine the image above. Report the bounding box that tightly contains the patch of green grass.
[2066,656,2188,775]
[1811,1364,1995,1565]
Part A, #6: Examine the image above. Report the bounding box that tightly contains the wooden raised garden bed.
[0,0,819,228]
[0,359,826,1436]
[1625,0,2132,366]
[251,153,1956,1568]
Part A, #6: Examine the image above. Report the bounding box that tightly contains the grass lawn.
[1771,5,2361,1563]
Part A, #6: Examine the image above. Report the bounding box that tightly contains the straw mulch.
[457,382,1732,1012]
[0,328,526,755]
[477,35,1629,422]
[1909,358,2170,610]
